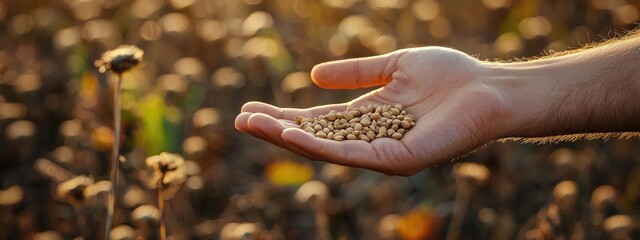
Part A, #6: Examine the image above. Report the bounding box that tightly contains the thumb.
[311,51,399,89]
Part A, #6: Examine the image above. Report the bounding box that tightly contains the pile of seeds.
[295,104,416,142]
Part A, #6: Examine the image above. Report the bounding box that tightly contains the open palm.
[235,47,510,176]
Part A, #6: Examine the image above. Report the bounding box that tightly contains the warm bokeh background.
[0,0,639,239]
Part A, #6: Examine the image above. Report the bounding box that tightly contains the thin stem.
[447,180,472,240]
[105,74,122,240]
[158,172,167,240]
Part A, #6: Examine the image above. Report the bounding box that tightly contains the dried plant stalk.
[105,74,122,240]
[158,171,167,240]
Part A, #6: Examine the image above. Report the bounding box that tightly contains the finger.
[241,101,350,120]
[235,112,253,133]
[244,113,322,160]
[281,128,392,172]
[311,51,399,89]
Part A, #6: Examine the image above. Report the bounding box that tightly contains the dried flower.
[0,185,24,206]
[453,162,490,184]
[132,204,161,223]
[145,152,186,185]
[95,45,143,74]
[56,175,94,203]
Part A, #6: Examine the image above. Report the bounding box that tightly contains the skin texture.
[236,35,640,176]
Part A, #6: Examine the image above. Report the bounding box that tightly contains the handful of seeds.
[295,104,416,142]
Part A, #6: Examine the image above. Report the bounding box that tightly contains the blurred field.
[0,0,639,239]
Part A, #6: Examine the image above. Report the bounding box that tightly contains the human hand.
[235,47,511,176]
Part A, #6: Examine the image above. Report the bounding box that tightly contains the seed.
[366,131,376,140]
[319,119,328,128]
[316,131,327,138]
[391,132,403,139]
[344,111,353,120]
[347,134,357,140]
[401,120,411,129]
[378,126,387,136]
[387,128,395,136]
[361,119,371,127]
[358,106,368,114]
[298,103,414,141]
[366,104,374,112]
[325,112,336,121]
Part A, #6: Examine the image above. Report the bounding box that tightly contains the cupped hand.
[235,47,510,176]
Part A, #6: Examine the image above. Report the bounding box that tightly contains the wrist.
[483,42,640,138]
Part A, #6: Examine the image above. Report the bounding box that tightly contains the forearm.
[486,35,640,138]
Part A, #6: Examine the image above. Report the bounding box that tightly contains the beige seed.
[394,104,403,111]
[397,115,405,120]
[392,124,399,131]
[305,127,315,133]
[313,124,322,131]
[360,135,370,142]
[346,134,357,140]
[361,119,371,127]
[354,123,363,130]
[397,128,406,134]
[340,119,348,124]
[378,126,387,136]
[319,119,328,128]
[347,105,354,111]
[336,112,344,119]
[358,106,368,114]
[411,122,416,126]
[371,112,381,120]
[328,124,334,131]
[295,116,303,124]
[390,108,400,115]
[301,122,310,129]
[366,104,374,112]
[334,135,345,141]
[338,130,348,136]
[346,127,354,134]
[400,110,406,115]
[327,132,334,139]
[401,120,411,129]
[405,114,415,121]
[344,111,353,120]
[392,119,402,125]
[375,106,382,113]
[316,131,327,138]
[366,131,376,140]
[323,128,330,134]
[391,132,403,139]
[382,112,392,118]
[352,130,360,136]
[387,128,396,136]
[326,112,337,121]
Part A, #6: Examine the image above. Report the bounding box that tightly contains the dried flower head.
[56,175,94,203]
[131,204,161,223]
[145,152,186,185]
[95,45,144,74]
[453,162,490,184]
[603,215,634,236]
